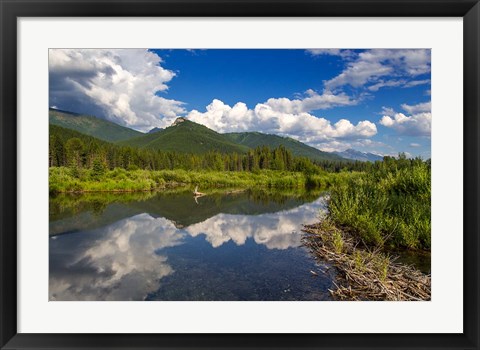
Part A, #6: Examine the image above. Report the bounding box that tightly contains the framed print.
[1,0,479,349]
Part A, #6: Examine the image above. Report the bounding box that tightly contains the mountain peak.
[172,117,187,126]
[335,149,383,162]
[148,127,163,134]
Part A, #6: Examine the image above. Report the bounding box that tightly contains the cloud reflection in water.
[50,196,327,301]
[186,199,324,249]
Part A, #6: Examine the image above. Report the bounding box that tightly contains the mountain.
[148,127,163,134]
[121,117,250,154]
[225,132,344,162]
[50,108,350,162]
[335,149,384,162]
[50,123,112,145]
[49,108,143,142]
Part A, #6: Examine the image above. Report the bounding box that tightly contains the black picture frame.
[1,1,478,349]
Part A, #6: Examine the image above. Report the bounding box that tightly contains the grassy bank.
[49,166,356,194]
[327,157,430,250]
[301,156,431,300]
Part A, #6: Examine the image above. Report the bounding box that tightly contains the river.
[49,189,336,301]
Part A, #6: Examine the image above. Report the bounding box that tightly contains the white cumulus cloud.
[49,49,185,131]
[265,90,357,114]
[380,112,431,137]
[379,101,431,137]
[187,99,377,150]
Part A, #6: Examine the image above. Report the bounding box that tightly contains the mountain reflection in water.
[49,190,334,301]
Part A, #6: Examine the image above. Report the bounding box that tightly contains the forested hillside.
[49,108,143,142]
[120,118,250,154]
[225,132,344,162]
[50,124,320,173]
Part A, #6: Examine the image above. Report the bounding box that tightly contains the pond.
[49,189,335,301]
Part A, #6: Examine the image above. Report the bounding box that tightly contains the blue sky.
[49,49,431,158]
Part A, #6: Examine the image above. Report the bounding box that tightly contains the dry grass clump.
[302,220,431,301]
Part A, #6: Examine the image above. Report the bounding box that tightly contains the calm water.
[49,190,335,301]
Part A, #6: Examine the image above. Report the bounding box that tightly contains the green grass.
[49,167,342,194]
[327,158,431,250]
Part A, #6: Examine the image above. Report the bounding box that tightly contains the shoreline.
[49,182,183,194]
[49,167,344,195]
[50,186,251,194]
[302,221,431,301]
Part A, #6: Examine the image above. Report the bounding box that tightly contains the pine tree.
[65,138,85,168]
[91,158,106,179]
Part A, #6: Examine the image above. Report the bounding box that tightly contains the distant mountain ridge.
[148,127,163,134]
[335,149,384,162]
[49,108,350,162]
[225,132,344,162]
[49,108,143,142]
